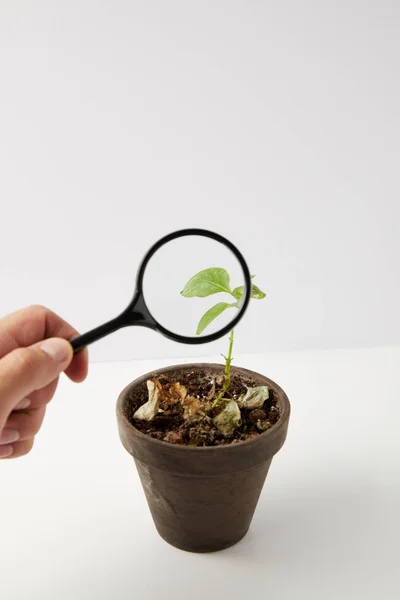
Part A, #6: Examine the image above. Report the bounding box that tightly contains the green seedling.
[181,268,266,406]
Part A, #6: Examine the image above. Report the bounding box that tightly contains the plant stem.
[213,329,235,408]
[225,329,234,380]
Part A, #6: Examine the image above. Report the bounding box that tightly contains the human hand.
[0,305,88,459]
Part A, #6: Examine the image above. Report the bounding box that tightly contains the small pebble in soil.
[256,419,271,432]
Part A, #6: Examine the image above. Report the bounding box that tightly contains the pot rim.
[116,362,290,454]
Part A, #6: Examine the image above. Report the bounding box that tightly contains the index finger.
[0,305,88,383]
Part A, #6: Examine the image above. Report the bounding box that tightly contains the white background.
[1,1,399,361]
[1,348,399,599]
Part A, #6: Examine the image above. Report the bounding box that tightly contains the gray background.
[1,1,399,361]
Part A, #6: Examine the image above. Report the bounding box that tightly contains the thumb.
[0,338,73,432]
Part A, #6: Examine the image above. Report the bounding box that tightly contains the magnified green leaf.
[231,286,244,300]
[196,302,233,335]
[231,283,266,301]
[181,268,231,298]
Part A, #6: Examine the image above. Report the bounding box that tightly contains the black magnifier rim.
[133,228,252,345]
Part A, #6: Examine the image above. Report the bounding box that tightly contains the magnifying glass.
[70,229,252,353]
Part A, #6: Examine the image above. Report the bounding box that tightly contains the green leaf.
[231,283,266,301]
[181,268,231,298]
[196,302,232,335]
[250,284,266,299]
[232,286,244,300]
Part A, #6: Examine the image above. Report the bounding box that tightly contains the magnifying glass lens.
[142,236,247,338]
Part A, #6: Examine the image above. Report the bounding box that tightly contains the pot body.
[117,364,290,553]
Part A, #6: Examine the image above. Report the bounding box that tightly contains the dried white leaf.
[169,382,187,403]
[213,400,241,436]
[182,396,207,424]
[237,386,269,410]
[134,380,161,421]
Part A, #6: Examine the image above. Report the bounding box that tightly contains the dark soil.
[124,368,281,447]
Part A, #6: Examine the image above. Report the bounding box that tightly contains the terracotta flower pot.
[116,364,290,553]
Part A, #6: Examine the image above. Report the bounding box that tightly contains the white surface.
[1,1,400,361]
[1,347,399,600]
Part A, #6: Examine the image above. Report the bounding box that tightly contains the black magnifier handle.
[70,315,126,354]
[70,293,154,354]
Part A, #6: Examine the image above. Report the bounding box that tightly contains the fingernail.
[14,398,32,410]
[40,338,69,362]
[0,445,14,458]
[0,428,20,444]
